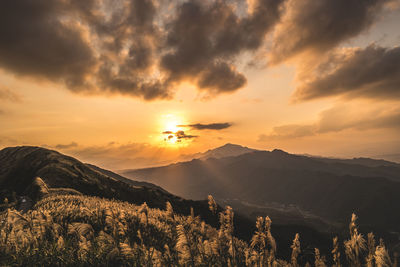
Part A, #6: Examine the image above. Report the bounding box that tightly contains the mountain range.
[123,144,400,248]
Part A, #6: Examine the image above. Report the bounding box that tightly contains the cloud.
[317,104,400,132]
[269,0,386,64]
[293,45,400,101]
[162,130,198,142]
[1,0,393,101]
[259,104,400,141]
[52,142,186,170]
[175,131,198,140]
[55,142,78,149]
[0,0,96,88]
[197,62,246,93]
[179,123,233,130]
[259,124,316,141]
[0,87,22,102]
[0,0,285,100]
[161,0,284,95]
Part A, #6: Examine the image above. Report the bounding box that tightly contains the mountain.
[0,146,173,206]
[180,143,258,161]
[123,149,400,239]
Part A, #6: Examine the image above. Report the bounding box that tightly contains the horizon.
[1,143,399,172]
[1,0,400,170]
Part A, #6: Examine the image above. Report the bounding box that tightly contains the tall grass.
[0,194,396,266]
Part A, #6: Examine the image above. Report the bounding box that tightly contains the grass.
[0,194,396,266]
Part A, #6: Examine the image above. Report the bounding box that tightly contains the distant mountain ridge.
[123,146,400,239]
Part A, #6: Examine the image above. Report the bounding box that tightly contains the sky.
[1,0,400,170]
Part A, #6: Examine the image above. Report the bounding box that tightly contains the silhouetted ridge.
[124,148,400,237]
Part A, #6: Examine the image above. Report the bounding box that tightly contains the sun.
[164,115,180,133]
[160,114,185,146]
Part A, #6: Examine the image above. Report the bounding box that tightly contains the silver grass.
[291,233,301,267]
[374,240,392,267]
[208,195,217,215]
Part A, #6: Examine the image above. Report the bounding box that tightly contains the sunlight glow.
[160,114,185,146]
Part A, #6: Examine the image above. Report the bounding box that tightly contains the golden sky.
[1,0,400,170]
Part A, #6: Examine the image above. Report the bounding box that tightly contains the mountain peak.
[200,143,257,159]
[179,143,257,161]
[271,149,289,155]
[220,143,242,148]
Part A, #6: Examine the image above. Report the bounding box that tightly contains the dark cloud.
[0,87,21,102]
[161,0,284,94]
[294,45,400,101]
[0,0,285,100]
[180,123,233,130]
[2,0,390,100]
[162,130,198,142]
[0,0,167,100]
[259,105,400,141]
[55,142,78,149]
[3,0,390,100]
[270,0,386,64]
[197,62,246,93]
[175,131,198,140]
[0,0,96,88]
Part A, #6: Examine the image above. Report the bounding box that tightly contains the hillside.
[0,146,180,208]
[123,149,400,236]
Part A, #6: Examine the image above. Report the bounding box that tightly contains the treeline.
[0,194,397,266]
